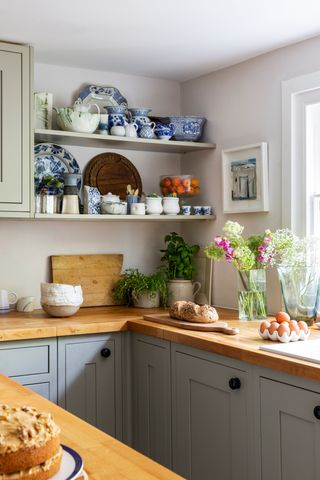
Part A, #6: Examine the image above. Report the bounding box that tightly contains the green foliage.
[160,232,200,280]
[113,268,168,306]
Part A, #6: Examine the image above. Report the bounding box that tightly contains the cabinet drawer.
[0,342,50,377]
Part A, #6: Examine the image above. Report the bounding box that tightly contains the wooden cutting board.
[144,314,239,334]
[83,152,142,200]
[51,254,123,307]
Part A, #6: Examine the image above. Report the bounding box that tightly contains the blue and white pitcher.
[139,122,156,139]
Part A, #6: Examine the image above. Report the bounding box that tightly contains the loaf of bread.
[169,301,219,323]
[0,404,62,480]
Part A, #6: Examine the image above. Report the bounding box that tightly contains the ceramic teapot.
[139,122,156,139]
[54,104,100,133]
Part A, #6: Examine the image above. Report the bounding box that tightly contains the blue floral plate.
[75,84,128,111]
[34,144,81,193]
[52,444,83,480]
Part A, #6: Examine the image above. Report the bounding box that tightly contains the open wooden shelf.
[34,213,216,222]
[34,129,215,154]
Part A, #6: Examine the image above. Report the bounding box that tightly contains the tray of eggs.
[259,312,310,343]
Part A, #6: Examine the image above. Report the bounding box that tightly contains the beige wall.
[1,63,181,306]
[181,35,320,313]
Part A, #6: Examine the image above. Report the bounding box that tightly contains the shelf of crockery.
[34,129,215,154]
[34,213,216,222]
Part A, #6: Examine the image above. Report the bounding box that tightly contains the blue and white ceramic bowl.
[160,116,206,142]
[181,205,191,215]
[193,206,202,215]
[154,122,175,140]
[202,206,212,215]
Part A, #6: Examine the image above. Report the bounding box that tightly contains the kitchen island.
[0,373,182,480]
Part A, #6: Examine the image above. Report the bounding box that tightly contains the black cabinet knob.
[314,406,320,419]
[101,348,111,358]
[229,377,241,390]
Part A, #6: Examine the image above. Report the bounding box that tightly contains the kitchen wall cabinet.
[260,377,320,480]
[0,42,32,216]
[172,343,250,480]
[0,338,57,402]
[57,333,123,440]
[132,333,172,468]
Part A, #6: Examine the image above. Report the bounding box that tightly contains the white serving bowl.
[41,283,83,306]
[55,107,100,134]
[41,304,80,318]
[100,201,127,215]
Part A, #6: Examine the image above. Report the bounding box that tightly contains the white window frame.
[282,71,320,236]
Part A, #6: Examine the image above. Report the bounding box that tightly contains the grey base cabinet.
[172,344,249,480]
[0,338,57,402]
[132,333,172,468]
[58,333,122,440]
[260,377,320,480]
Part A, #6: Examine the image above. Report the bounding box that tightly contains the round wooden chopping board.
[84,152,142,199]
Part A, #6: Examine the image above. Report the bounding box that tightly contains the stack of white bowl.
[41,283,83,317]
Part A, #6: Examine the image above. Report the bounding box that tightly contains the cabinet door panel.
[132,334,171,468]
[172,349,248,480]
[0,43,31,212]
[23,382,50,400]
[58,334,122,439]
[260,378,320,480]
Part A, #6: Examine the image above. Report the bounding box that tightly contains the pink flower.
[258,255,264,263]
[214,236,223,246]
[258,245,265,252]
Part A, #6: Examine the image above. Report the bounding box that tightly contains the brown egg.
[259,320,271,333]
[268,322,280,334]
[289,320,300,334]
[275,311,290,323]
[298,320,309,334]
[278,323,290,337]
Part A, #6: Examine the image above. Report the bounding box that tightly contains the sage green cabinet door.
[260,378,320,480]
[172,346,249,480]
[0,42,31,213]
[58,334,122,440]
[132,334,172,468]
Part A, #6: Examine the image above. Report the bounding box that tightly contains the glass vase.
[277,264,320,326]
[238,269,267,321]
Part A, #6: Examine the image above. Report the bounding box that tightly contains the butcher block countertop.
[0,374,182,480]
[2,306,320,382]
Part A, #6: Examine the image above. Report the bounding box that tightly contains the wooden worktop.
[0,374,182,480]
[2,306,320,382]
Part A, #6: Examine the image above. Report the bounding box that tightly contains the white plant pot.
[132,291,160,308]
[167,279,201,307]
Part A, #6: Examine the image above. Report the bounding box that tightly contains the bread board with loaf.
[169,301,219,323]
[144,314,239,334]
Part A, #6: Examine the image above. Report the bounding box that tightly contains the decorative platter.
[83,152,142,200]
[34,143,81,193]
[53,444,83,480]
[75,84,128,111]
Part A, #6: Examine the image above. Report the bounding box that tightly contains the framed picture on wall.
[222,142,269,213]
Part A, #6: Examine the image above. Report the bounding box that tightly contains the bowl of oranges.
[159,175,200,197]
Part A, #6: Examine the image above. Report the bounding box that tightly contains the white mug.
[130,203,148,215]
[16,296,35,313]
[0,289,17,310]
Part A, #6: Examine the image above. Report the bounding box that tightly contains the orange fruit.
[172,177,181,187]
[161,177,171,187]
[176,185,185,195]
[191,177,199,187]
[161,187,168,195]
[182,178,191,189]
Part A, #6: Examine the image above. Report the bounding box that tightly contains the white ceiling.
[1,0,320,81]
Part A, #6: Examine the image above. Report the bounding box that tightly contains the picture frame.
[222,142,269,213]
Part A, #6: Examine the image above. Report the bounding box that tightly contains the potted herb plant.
[160,232,200,306]
[113,268,167,308]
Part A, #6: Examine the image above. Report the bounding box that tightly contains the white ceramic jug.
[167,280,201,306]
[125,122,138,138]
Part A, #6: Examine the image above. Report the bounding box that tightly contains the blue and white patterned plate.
[75,84,128,111]
[52,444,83,480]
[34,144,81,193]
